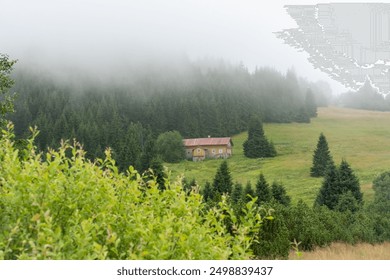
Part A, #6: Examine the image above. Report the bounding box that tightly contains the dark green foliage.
[212,161,233,195]
[282,200,332,251]
[182,178,197,194]
[0,54,16,126]
[368,172,390,241]
[231,183,244,205]
[230,183,245,217]
[156,130,185,163]
[305,89,317,117]
[310,133,333,177]
[202,181,214,202]
[254,172,390,256]
[315,161,338,209]
[243,181,255,203]
[243,116,276,158]
[372,171,390,202]
[253,205,290,259]
[146,158,167,191]
[315,160,363,212]
[337,160,363,206]
[255,174,271,206]
[114,123,156,172]
[271,182,291,206]
[335,191,361,213]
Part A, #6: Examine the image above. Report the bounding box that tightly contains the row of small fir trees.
[202,161,291,210]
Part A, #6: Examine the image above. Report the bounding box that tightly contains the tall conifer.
[243,116,276,158]
[212,161,233,195]
[310,133,333,177]
[255,174,271,206]
[315,160,363,211]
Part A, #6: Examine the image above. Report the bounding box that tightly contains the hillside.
[166,107,390,205]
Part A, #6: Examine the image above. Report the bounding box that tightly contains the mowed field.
[166,107,390,205]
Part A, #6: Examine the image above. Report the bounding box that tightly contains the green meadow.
[166,107,390,205]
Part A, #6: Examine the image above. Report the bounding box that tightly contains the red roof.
[183,137,232,147]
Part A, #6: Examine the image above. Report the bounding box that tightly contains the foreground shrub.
[0,124,262,260]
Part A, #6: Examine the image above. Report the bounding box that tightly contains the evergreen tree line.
[10,62,321,171]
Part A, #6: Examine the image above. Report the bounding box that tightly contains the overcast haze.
[2,0,382,94]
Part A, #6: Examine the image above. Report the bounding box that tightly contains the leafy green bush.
[0,124,263,260]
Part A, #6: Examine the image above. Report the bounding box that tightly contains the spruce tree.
[315,161,338,209]
[231,183,244,205]
[202,181,214,202]
[271,182,291,206]
[310,133,333,177]
[315,160,363,211]
[243,116,276,158]
[212,161,233,195]
[147,158,166,191]
[337,160,363,206]
[231,183,245,217]
[255,174,271,206]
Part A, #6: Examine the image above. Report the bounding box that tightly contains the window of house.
[197,148,201,154]
[212,149,215,154]
[219,149,223,154]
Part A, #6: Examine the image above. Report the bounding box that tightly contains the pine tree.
[310,133,333,177]
[147,158,166,191]
[202,181,214,202]
[337,160,363,206]
[315,160,363,211]
[231,182,245,217]
[243,116,276,158]
[315,161,338,209]
[231,183,244,205]
[212,161,233,195]
[271,182,291,206]
[255,174,271,206]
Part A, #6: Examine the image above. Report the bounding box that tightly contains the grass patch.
[166,107,390,205]
[289,242,390,260]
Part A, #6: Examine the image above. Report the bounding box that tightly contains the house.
[183,137,233,161]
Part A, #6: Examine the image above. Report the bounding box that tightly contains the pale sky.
[1,0,383,94]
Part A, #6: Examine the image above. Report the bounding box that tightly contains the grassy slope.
[166,107,390,205]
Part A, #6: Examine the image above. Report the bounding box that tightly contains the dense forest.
[10,60,328,171]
